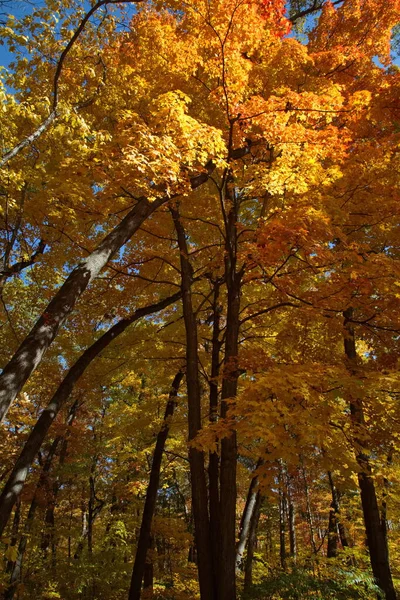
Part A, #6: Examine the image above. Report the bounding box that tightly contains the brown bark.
[171,206,215,600]
[381,446,393,549]
[129,370,184,600]
[286,474,296,560]
[208,280,222,590]
[327,504,338,558]
[301,466,317,554]
[343,308,396,600]
[219,182,241,600]
[327,471,349,552]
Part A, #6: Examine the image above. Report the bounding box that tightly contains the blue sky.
[0,0,38,67]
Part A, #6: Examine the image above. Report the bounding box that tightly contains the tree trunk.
[0,292,180,537]
[171,206,215,600]
[5,498,21,575]
[343,308,396,600]
[327,471,349,551]
[208,280,222,592]
[129,370,184,600]
[236,460,262,573]
[278,489,287,570]
[219,182,241,600]
[243,491,261,593]
[327,502,338,558]
[0,161,215,424]
[0,196,166,423]
[381,446,393,550]
[301,466,317,554]
[286,475,296,561]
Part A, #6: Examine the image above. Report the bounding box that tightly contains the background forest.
[0,0,400,598]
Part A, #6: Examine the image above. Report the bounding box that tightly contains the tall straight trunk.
[129,370,184,600]
[88,476,95,555]
[0,196,166,423]
[381,446,393,549]
[0,292,180,537]
[236,459,262,573]
[301,466,317,554]
[278,489,287,570]
[343,309,396,600]
[219,183,241,600]
[327,502,338,558]
[208,280,222,591]
[327,471,349,551]
[171,206,215,600]
[286,475,296,561]
[243,491,261,593]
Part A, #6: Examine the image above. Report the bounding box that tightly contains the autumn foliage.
[0,0,400,599]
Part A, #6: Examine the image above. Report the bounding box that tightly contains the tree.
[1,0,400,599]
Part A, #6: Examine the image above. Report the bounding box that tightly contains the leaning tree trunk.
[0,162,214,424]
[171,206,216,600]
[343,309,396,600]
[0,195,166,423]
[0,292,181,538]
[129,370,184,600]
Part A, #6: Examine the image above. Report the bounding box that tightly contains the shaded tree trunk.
[343,308,396,600]
[301,466,317,554]
[171,206,215,600]
[208,279,222,592]
[129,370,184,600]
[219,180,241,600]
[278,489,287,570]
[287,478,297,561]
[381,446,393,549]
[327,502,338,558]
[327,471,349,552]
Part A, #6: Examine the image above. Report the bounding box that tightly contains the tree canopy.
[0,0,400,599]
